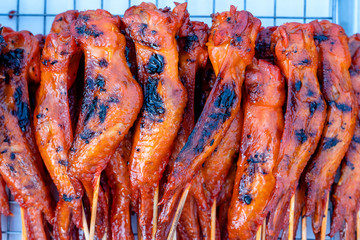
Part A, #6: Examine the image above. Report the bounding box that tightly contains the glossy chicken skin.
[330,34,360,239]
[304,20,357,234]
[228,59,285,240]
[66,9,143,238]
[255,26,277,62]
[265,23,327,239]
[0,28,53,240]
[156,12,209,239]
[105,133,133,240]
[123,3,187,239]
[33,11,81,239]
[161,7,261,208]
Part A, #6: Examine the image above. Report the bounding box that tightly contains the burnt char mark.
[143,77,165,121]
[335,102,352,112]
[3,72,10,84]
[14,86,30,132]
[314,34,329,43]
[75,24,103,38]
[346,160,355,170]
[98,104,108,123]
[295,80,302,92]
[84,96,98,124]
[183,35,199,52]
[62,194,73,202]
[58,160,69,167]
[3,136,10,144]
[295,129,308,144]
[323,137,341,150]
[8,165,15,173]
[0,48,24,75]
[50,60,58,65]
[42,59,50,66]
[56,146,63,152]
[352,136,360,144]
[79,128,96,144]
[10,152,15,160]
[139,23,148,36]
[241,194,253,205]
[192,84,237,154]
[125,46,131,69]
[297,59,311,66]
[36,113,45,119]
[0,150,7,154]
[309,101,321,116]
[78,14,90,22]
[96,75,105,91]
[247,152,268,164]
[99,58,108,68]
[146,54,165,75]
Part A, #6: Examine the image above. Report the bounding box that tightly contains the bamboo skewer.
[167,185,191,240]
[357,210,360,240]
[82,204,90,240]
[152,186,159,240]
[261,219,266,240]
[320,193,330,240]
[89,176,101,240]
[211,199,216,240]
[21,208,27,240]
[255,226,261,240]
[288,194,295,240]
[301,208,307,240]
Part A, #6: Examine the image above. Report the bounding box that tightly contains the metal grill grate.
[0,0,340,239]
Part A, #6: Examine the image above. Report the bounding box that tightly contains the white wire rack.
[0,0,358,239]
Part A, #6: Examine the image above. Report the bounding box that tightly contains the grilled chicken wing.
[330,33,360,239]
[65,9,143,238]
[161,7,261,211]
[123,3,187,239]
[304,20,357,234]
[265,23,327,239]
[228,58,285,240]
[0,29,53,240]
[33,11,82,239]
[255,26,277,63]
[156,11,209,239]
[105,132,133,240]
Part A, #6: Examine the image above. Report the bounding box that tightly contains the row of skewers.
[0,2,360,240]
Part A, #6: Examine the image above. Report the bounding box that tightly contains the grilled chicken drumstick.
[0,28,53,240]
[227,58,285,240]
[156,10,209,239]
[123,3,188,239]
[65,9,143,238]
[105,133,134,240]
[304,20,357,235]
[160,6,261,213]
[33,11,82,240]
[265,23,327,239]
[330,33,360,239]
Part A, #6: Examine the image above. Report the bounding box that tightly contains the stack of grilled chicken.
[0,2,359,240]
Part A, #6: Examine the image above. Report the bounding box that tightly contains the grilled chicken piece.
[304,20,357,235]
[255,26,277,63]
[0,177,10,217]
[330,33,360,239]
[123,3,187,239]
[227,59,285,240]
[160,7,261,212]
[105,132,133,240]
[0,29,53,240]
[156,10,209,239]
[65,9,143,238]
[265,23,327,239]
[33,11,82,239]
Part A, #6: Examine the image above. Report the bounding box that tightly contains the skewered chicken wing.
[33,11,82,239]
[228,58,285,240]
[304,20,357,235]
[160,6,261,212]
[330,33,360,239]
[123,3,187,239]
[65,9,143,238]
[0,29,53,240]
[105,132,133,240]
[265,23,327,239]
[156,10,209,239]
